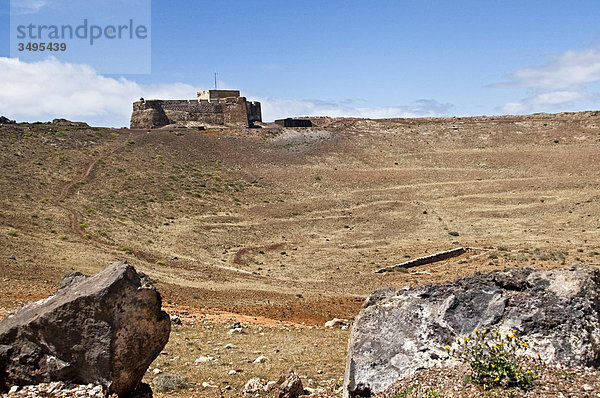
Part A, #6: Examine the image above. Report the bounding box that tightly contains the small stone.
[224,343,235,349]
[324,318,349,328]
[264,381,277,391]
[229,369,238,375]
[243,378,264,394]
[253,355,269,364]
[152,368,161,374]
[272,369,304,398]
[202,381,216,388]
[195,355,214,364]
[584,384,594,391]
[9,386,19,393]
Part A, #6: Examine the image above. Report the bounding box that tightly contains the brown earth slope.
[1,112,600,396]
[1,113,600,323]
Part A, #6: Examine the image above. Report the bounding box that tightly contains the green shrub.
[7,230,18,237]
[384,383,440,398]
[153,373,189,393]
[446,329,536,390]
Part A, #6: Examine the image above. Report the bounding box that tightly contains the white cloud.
[497,49,600,90]
[500,91,588,114]
[258,97,453,121]
[0,57,197,127]
[495,48,600,114]
[11,0,48,15]
[0,57,453,127]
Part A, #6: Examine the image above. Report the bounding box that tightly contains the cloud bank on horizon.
[0,57,455,127]
[1,47,599,127]
[495,48,600,114]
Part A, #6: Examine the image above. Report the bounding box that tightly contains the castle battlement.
[130,90,261,129]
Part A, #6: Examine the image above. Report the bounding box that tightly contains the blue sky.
[1,0,600,126]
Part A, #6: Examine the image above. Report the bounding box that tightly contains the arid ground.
[1,112,599,396]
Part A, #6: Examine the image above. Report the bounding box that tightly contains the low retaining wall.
[375,247,467,273]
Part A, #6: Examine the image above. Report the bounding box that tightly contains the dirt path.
[53,132,138,237]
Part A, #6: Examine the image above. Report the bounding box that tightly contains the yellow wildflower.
[444,345,450,351]
[474,328,478,333]
[494,377,499,382]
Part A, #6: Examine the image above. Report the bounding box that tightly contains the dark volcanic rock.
[0,116,16,124]
[51,118,89,127]
[0,261,170,396]
[344,265,600,397]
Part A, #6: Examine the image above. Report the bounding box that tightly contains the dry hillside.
[1,112,599,396]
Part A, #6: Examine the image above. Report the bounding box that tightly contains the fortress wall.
[160,100,223,114]
[163,109,224,125]
[131,96,262,129]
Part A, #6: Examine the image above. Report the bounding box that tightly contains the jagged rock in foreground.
[344,265,600,397]
[273,369,304,398]
[0,261,171,396]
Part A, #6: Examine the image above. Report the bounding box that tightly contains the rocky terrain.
[1,112,600,396]
[346,264,600,396]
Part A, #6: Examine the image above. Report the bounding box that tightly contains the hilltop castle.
[130,90,262,129]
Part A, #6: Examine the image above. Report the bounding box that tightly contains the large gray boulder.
[0,261,171,396]
[344,265,600,397]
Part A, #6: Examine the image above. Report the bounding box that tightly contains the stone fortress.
[130,89,262,129]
